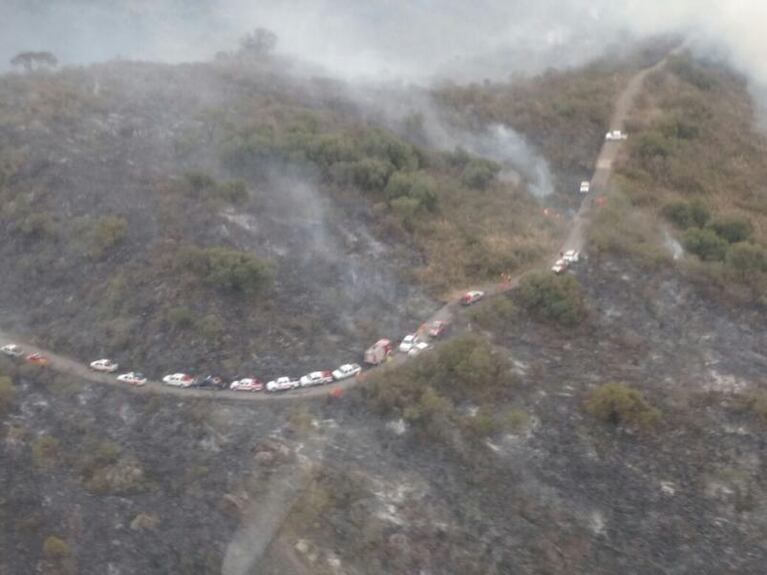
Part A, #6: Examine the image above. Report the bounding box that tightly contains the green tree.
[461,158,501,190]
[83,216,127,259]
[709,216,753,244]
[584,383,660,429]
[518,272,587,327]
[682,227,729,261]
[662,199,710,229]
[42,536,71,559]
[726,242,767,279]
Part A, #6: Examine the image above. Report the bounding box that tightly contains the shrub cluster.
[364,335,516,443]
[178,245,274,293]
[584,382,660,429]
[517,272,587,327]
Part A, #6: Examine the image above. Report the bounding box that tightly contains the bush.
[461,158,501,190]
[682,227,729,261]
[19,212,57,239]
[384,171,438,213]
[726,242,767,279]
[709,216,753,244]
[184,171,217,195]
[180,246,274,293]
[31,435,60,468]
[584,383,660,429]
[166,306,195,330]
[518,272,587,327]
[0,376,14,418]
[361,128,419,171]
[347,157,395,191]
[82,215,127,259]
[636,132,673,159]
[217,179,249,204]
[662,199,710,230]
[42,536,72,559]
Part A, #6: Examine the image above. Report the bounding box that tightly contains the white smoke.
[2,1,767,90]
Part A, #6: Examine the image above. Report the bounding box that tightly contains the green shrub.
[503,408,530,431]
[19,212,57,239]
[42,536,71,559]
[217,179,249,204]
[361,128,419,171]
[166,306,196,330]
[31,435,60,468]
[82,215,127,259]
[0,376,14,418]
[518,272,587,327]
[682,227,729,261]
[636,132,673,159]
[347,157,395,191]
[662,199,710,230]
[726,242,767,279]
[179,246,274,293]
[584,383,660,429]
[384,171,438,212]
[461,158,501,190]
[709,216,753,244]
[184,171,217,195]
[470,296,517,329]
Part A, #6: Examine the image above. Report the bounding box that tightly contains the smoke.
[2,1,767,89]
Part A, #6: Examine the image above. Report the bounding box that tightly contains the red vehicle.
[461,290,485,306]
[364,339,392,366]
[428,320,449,338]
[26,353,50,366]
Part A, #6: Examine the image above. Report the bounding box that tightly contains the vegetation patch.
[517,272,587,327]
[584,383,661,429]
[364,334,516,444]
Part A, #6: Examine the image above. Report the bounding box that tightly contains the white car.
[332,363,362,381]
[552,259,567,274]
[162,373,195,387]
[300,371,334,387]
[605,130,628,141]
[399,334,419,353]
[266,376,300,392]
[230,378,263,392]
[579,181,590,194]
[116,372,147,386]
[90,358,119,373]
[563,250,580,264]
[1,344,24,357]
[408,342,431,357]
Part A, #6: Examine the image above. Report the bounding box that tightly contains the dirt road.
[0,56,668,403]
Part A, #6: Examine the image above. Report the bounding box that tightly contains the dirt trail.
[0,55,669,403]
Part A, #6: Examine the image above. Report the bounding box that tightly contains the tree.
[10,51,58,72]
[518,272,587,327]
[682,227,729,261]
[662,199,710,230]
[239,28,278,56]
[461,158,501,190]
[726,242,767,280]
[709,216,753,244]
[584,383,660,429]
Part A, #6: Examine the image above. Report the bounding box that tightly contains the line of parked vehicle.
[0,294,485,395]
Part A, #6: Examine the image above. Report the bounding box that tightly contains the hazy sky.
[1,1,766,87]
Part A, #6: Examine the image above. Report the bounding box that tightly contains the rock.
[254,450,274,465]
[130,513,159,531]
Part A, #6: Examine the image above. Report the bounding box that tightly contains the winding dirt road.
[0,56,668,404]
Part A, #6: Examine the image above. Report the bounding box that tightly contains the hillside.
[0,55,558,379]
[2,43,767,575]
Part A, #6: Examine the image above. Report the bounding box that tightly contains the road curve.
[0,55,668,403]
